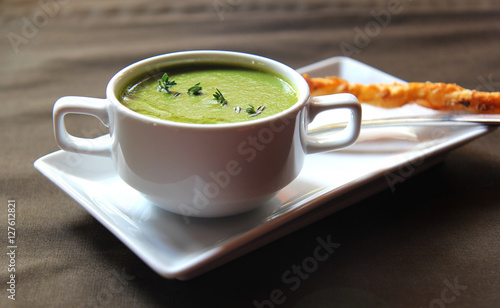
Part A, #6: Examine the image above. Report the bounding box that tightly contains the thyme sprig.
[246,104,256,114]
[246,104,265,117]
[187,83,203,95]
[213,88,228,106]
[157,73,177,93]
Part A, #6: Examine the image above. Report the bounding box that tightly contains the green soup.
[120,66,298,124]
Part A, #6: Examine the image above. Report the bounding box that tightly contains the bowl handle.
[303,93,362,154]
[53,96,112,156]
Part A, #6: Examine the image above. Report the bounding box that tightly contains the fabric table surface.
[1,0,499,307]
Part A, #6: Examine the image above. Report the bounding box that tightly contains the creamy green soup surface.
[120,66,298,124]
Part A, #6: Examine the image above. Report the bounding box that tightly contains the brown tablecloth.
[1,0,499,307]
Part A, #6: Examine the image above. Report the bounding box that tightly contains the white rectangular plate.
[34,57,492,280]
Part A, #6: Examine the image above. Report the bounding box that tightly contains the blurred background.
[1,0,499,307]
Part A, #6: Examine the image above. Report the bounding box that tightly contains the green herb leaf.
[246,104,256,114]
[187,83,203,95]
[157,73,177,93]
[246,105,265,117]
[213,89,228,106]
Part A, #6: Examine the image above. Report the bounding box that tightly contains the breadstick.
[303,75,500,114]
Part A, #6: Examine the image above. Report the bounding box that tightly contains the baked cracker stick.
[303,75,500,114]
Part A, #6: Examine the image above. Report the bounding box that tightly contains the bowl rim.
[106,50,310,130]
